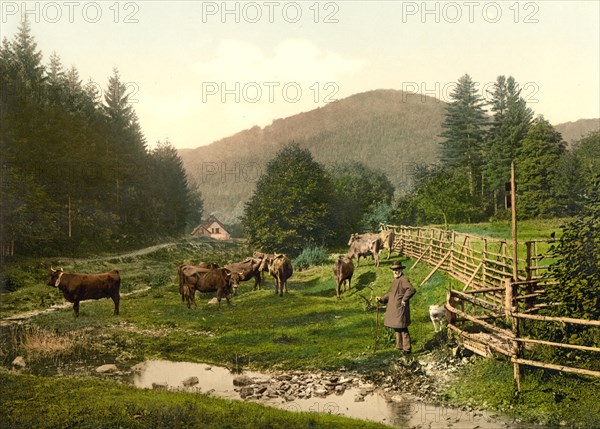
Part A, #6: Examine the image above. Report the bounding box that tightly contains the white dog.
[429,304,448,332]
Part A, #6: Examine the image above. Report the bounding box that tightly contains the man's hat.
[390,262,406,271]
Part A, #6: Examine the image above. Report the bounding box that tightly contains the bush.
[1,265,38,292]
[293,246,330,270]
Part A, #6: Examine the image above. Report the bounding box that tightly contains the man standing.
[377,261,416,354]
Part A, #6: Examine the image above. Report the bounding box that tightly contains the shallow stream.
[132,360,547,429]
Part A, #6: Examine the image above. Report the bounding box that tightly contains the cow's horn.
[51,266,55,272]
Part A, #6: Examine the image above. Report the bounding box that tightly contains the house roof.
[199,214,228,232]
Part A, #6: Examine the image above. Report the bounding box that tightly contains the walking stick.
[375,303,379,352]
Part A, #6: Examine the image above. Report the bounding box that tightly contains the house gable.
[191,215,230,240]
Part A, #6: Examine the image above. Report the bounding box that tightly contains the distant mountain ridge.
[554,118,600,148]
[179,89,447,223]
[179,89,599,224]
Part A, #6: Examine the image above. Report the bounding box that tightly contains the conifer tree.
[484,76,533,213]
[516,117,566,218]
[12,19,44,92]
[439,74,488,198]
[103,68,133,129]
[150,140,195,234]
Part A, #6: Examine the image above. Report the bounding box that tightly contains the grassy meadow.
[1,220,599,428]
[445,217,569,241]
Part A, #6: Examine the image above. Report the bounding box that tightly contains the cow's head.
[47,267,64,287]
[249,257,263,270]
[221,269,238,296]
[347,233,360,246]
[254,253,272,272]
[267,254,286,274]
[228,271,245,296]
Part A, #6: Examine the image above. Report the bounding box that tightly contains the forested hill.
[554,118,600,148]
[179,90,447,223]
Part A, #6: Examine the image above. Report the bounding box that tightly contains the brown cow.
[264,254,293,297]
[333,256,354,298]
[47,268,120,318]
[225,257,263,291]
[178,262,219,303]
[179,266,237,309]
[347,233,382,267]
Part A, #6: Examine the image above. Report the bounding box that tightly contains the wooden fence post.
[450,231,455,273]
[505,277,521,393]
[525,241,535,311]
[483,238,488,289]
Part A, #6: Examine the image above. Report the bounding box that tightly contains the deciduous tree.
[242,144,334,256]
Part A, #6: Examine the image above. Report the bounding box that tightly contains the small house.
[190,215,230,240]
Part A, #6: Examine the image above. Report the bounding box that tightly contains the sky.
[1,1,599,149]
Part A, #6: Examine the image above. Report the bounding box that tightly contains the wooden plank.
[447,325,511,356]
[512,358,600,378]
[514,292,543,301]
[446,302,515,339]
[462,286,505,294]
[513,312,600,326]
[419,250,451,287]
[515,337,600,353]
[462,262,483,291]
[409,244,432,271]
[450,289,504,313]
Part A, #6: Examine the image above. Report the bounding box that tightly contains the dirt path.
[0,287,151,326]
[57,243,177,264]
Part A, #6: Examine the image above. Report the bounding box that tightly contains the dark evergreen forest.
[0,22,201,257]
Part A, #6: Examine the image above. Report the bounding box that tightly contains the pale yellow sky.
[1,1,599,149]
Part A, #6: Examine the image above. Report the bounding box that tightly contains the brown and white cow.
[47,268,121,318]
[263,253,294,296]
[379,229,396,260]
[347,233,382,267]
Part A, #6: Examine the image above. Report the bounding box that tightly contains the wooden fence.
[381,224,600,390]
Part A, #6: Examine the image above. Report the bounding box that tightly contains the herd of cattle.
[46,231,395,317]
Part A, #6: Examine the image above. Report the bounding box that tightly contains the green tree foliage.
[543,189,600,347]
[149,140,198,236]
[548,193,600,319]
[516,117,566,218]
[439,74,488,198]
[403,165,482,226]
[484,76,534,213]
[556,131,600,215]
[242,144,334,256]
[0,23,197,256]
[573,131,600,195]
[362,202,395,232]
[328,162,394,241]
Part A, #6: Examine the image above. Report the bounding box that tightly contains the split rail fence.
[381,224,600,390]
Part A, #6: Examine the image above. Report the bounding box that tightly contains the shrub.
[293,246,330,270]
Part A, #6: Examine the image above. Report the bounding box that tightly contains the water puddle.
[132,360,546,428]
[132,360,266,398]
